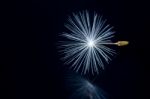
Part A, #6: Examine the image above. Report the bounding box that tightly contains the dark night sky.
[1,0,149,99]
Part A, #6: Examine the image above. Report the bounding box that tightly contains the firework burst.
[59,11,116,74]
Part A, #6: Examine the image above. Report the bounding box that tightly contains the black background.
[1,0,149,99]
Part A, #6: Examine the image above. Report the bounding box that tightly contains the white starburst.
[59,11,116,74]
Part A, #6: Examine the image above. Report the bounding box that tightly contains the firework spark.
[59,11,116,74]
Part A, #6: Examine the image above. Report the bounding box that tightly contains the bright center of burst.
[87,39,95,48]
